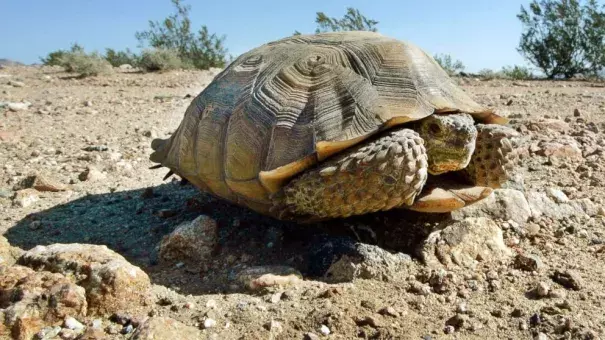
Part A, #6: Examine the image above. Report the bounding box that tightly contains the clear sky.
[0,0,535,72]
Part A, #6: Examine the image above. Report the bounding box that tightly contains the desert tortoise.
[150,31,518,221]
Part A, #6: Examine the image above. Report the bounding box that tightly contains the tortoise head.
[416,113,477,175]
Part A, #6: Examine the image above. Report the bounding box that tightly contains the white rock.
[64,317,85,331]
[8,80,25,87]
[203,318,217,329]
[546,188,569,203]
[319,325,330,335]
[535,282,550,297]
[7,102,31,111]
[452,189,531,225]
[421,217,512,269]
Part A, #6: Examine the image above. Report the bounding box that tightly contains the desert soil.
[1,65,605,340]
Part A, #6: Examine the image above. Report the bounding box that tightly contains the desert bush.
[40,43,84,66]
[315,7,378,33]
[135,0,227,70]
[517,0,605,79]
[293,8,378,36]
[500,65,534,80]
[433,54,465,76]
[104,48,139,67]
[138,48,183,72]
[59,50,113,77]
[477,68,499,80]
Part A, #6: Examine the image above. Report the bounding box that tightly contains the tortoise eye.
[429,123,442,134]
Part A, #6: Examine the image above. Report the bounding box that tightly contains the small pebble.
[551,270,583,290]
[444,325,455,334]
[91,319,102,329]
[204,318,217,329]
[121,324,134,334]
[535,282,550,297]
[379,306,399,317]
[519,320,528,330]
[319,324,330,335]
[64,317,84,331]
[526,223,540,235]
[264,320,283,333]
[206,299,217,309]
[305,333,320,340]
[535,332,548,340]
[270,292,282,303]
[549,289,567,299]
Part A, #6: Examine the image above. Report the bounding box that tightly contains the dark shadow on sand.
[6,180,453,294]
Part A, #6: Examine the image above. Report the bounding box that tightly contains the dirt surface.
[1,65,605,339]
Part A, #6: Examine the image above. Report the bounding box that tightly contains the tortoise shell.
[150,31,504,215]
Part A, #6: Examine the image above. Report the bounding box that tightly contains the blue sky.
[0,0,534,72]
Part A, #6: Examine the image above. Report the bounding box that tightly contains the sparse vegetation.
[138,48,183,72]
[315,7,378,33]
[501,65,534,80]
[40,43,84,66]
[433,53,465,76]
[477,68,498,80]
[59,50,113,77]
[476,66,535,80]
[293,7,378,35]
[104,48,139,67]
[517,0,605,79]
[40,43,113,77]
[135,0,227,70]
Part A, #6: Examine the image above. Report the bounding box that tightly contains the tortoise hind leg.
[272,128,429,219]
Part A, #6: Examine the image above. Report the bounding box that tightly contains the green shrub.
[138,48,183,72]
[500,65,534,80]
[59,51,113,77]
[104,48,139,67]
[315,7,379,33]
[40,43,84,66]
[517,0,605,79]
[478,68,498,80]
[433,53,465,76]
[135,0,227,70]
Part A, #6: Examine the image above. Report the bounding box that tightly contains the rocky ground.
[1,64,604,340]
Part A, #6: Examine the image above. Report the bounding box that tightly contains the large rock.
[132,317,202,340]
[420,217,512,269]
[526,191,595,220]
[159,215,218,263]
[18,244,152,315]
[325,243,412,282]
[451,189,531,225]
[0,265,87,340]
[0,235,23,266]
[536,139,582,159]
[527,119,570,133]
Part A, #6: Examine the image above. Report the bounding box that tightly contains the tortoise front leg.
[460,124,520,188]
[272,128,429,220]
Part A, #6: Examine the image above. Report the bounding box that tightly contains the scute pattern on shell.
[150,31,496,215]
